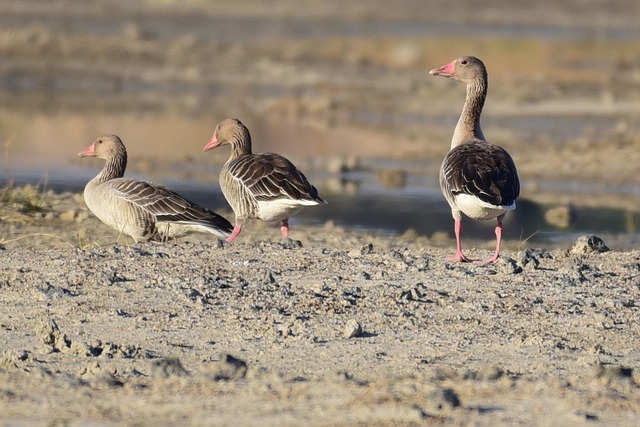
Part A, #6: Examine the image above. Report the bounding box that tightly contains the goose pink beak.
[429,61,456,78]
[203,134,219,152]
[78,143,96,157]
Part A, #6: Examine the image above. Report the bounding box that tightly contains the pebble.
[498,257,522,274]
[466,365,505,381]
[348,243,373,257]
[344,319,362,338]
[279,238,303,249]
[571,234,609,254]
[151,357,190,378]
[424,387,461,413]
[517,248,551,269]
[588,363,633,385]
[208,353,247,381]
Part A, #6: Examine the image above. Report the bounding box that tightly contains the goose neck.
[229,132,253,161]
[98,151,127,182]
[451,78,487,149]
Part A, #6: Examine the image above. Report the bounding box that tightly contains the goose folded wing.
[228,153,319,202]
[443,143,519,207]
[109,179,219,222]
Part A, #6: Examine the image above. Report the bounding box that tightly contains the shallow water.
[3,155,640,251]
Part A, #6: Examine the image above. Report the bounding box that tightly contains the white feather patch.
[256,199,318,222]
[455,194,515,221]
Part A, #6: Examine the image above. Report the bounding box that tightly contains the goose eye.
[461,60,467,65]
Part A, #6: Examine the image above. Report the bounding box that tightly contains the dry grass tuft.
[0,185,50,224]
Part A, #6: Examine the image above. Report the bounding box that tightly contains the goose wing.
[108,178,233,231]
[441,142,519,207]
[227,153,324,203]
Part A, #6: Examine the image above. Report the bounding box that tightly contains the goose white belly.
[455,194,515,221]
[256,199,318,222]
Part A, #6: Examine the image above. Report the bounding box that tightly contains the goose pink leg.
[226,225,242,244]
[449,217,504,263]
[280,219,289,239]
[448,219,472,262]
[479,217,504,263]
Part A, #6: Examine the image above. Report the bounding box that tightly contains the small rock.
[424,387,461,412]
[575,410,599,422]
[407,403,429,421]
[474,365,505,381]
[518,248,551,269]
[79,361,123,387]
[400,289,415,301]
[348,243,373,257]
[208,354,247,381]
[0,350,28,369]
[571,235,609,254]
[344,319,363,338]
[280,238,303,249]
[559,258,588,284]
[38,318,71,352]
[151,358,190,378]
[497,257,522,274]
[356,271,371,280]
[70,341,92,357]
[588,363,633,385]
[263,268,277,284]
[79,360,103,378]
[413,257,430,271]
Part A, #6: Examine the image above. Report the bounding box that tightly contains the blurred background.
[1,0,639,248]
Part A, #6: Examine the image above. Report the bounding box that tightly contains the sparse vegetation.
[0,185,49,222]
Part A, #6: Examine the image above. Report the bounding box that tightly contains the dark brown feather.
[441,141,519,207]
[227,153,324,203]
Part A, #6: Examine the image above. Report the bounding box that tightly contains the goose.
[78,134,233,243]
[430,56,520,263]
[203,118,326,243]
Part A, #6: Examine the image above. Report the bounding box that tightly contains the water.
[3,156,640,251]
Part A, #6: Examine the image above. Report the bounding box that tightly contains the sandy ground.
[1,188,639,426]
[1,0,640,425]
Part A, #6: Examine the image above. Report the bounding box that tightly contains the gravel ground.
[0,189,639,426]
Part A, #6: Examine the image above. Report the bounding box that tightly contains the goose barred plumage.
[79,134,233,242]
[203,118,326,243]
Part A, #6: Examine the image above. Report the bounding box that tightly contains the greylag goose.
[203,118,326,243]
[429,56,520,263]
[79,134,233,243]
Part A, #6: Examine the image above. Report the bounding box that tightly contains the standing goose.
[203,118,326,243]
[79,134,233,243]
[430,56,520,263]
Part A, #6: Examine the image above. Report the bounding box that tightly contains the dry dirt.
[0,187,639,426]
[1,0,640,425]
